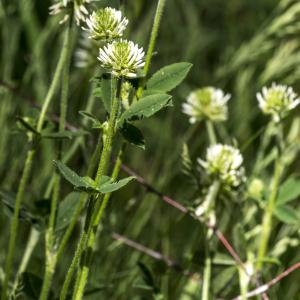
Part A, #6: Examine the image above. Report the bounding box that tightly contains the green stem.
[136,0,167,99]
[10,227,40,298]
[36,21,71,132]
[202,255,212,300]
[206,120,217,145]
[39,20,73,300]
[1,148,35,300]
[72,79,123,300]
[256,156,282,271]
[201,180,220,300]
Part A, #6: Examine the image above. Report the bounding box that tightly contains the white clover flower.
[198,144,246,188]
[98,39,145,78]
[182,87,231,124]
[84,8,128,41]
[49,0,95,25]
[257,83,300,122]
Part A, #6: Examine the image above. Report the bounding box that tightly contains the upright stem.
[39,20,73,300]
[59,78,122,300]
[206,120,217,145]
[36,22,71,132]
[256,156,282,271]
[136,0,167,99]
[10,228,40,297]
[1,149,35,300]
[201,180,220,300]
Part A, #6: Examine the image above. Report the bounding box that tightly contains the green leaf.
[98,176,135,193]
[147,62,192,92]
[53,160,95,192]
[55,192,81,231]
[274,205,299,224]
[16,116,40,136]
[0,189,40,225]
[79,111,102,129]
[119,122,145,149]
[118,94,172,126]
[54,161,134,194]
[277,177,300,205]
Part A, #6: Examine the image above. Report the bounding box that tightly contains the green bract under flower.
[183,87,231,123]
[84,8,128,41]
[49,0,94,25]
[257,83,300,122]
[98,39,145,78]
[198,144,245,188]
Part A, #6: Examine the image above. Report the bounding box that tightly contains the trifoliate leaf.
[147,62,192,92]
[54,161,135,194]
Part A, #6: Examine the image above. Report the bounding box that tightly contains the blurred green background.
[2,0,300,299]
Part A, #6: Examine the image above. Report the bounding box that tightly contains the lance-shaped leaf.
[54,161,135,194]
[118,93,172,126]
[97,176,136,193]
[147,62,192,92]
[53,160,96,192]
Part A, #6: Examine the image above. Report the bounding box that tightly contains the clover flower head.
[84,7,128,41]
[256,83,300,122]
[98,39,145,78]
[49,0,94,25]
[198,144,245,188]
[183,87,231,124]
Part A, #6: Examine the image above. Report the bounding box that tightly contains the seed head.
[84,8,128,41]
[257,83,300,122]
[198,144,245,188]
[98,39,145,78]
[183,87,231,123]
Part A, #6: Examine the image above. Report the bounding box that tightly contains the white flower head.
[98,39,145,78]
[84,8,128,41]
[49,0,95,25]
[198,144,245,188]
[183,87,231,124]
[256,83,300,122]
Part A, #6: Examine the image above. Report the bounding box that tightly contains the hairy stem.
[136,0,167,99]
[39,19,73,300]
[256,156,282,271]
[201,180,220,300]
[1,148,35,300]
[36,21,71,132]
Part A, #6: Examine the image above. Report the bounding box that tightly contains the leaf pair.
[53,160,135,194]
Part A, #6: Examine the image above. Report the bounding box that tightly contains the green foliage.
[54,160,135,193]
[118,93,172,125]
[2,0,300,299]
[146,62,193,92]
